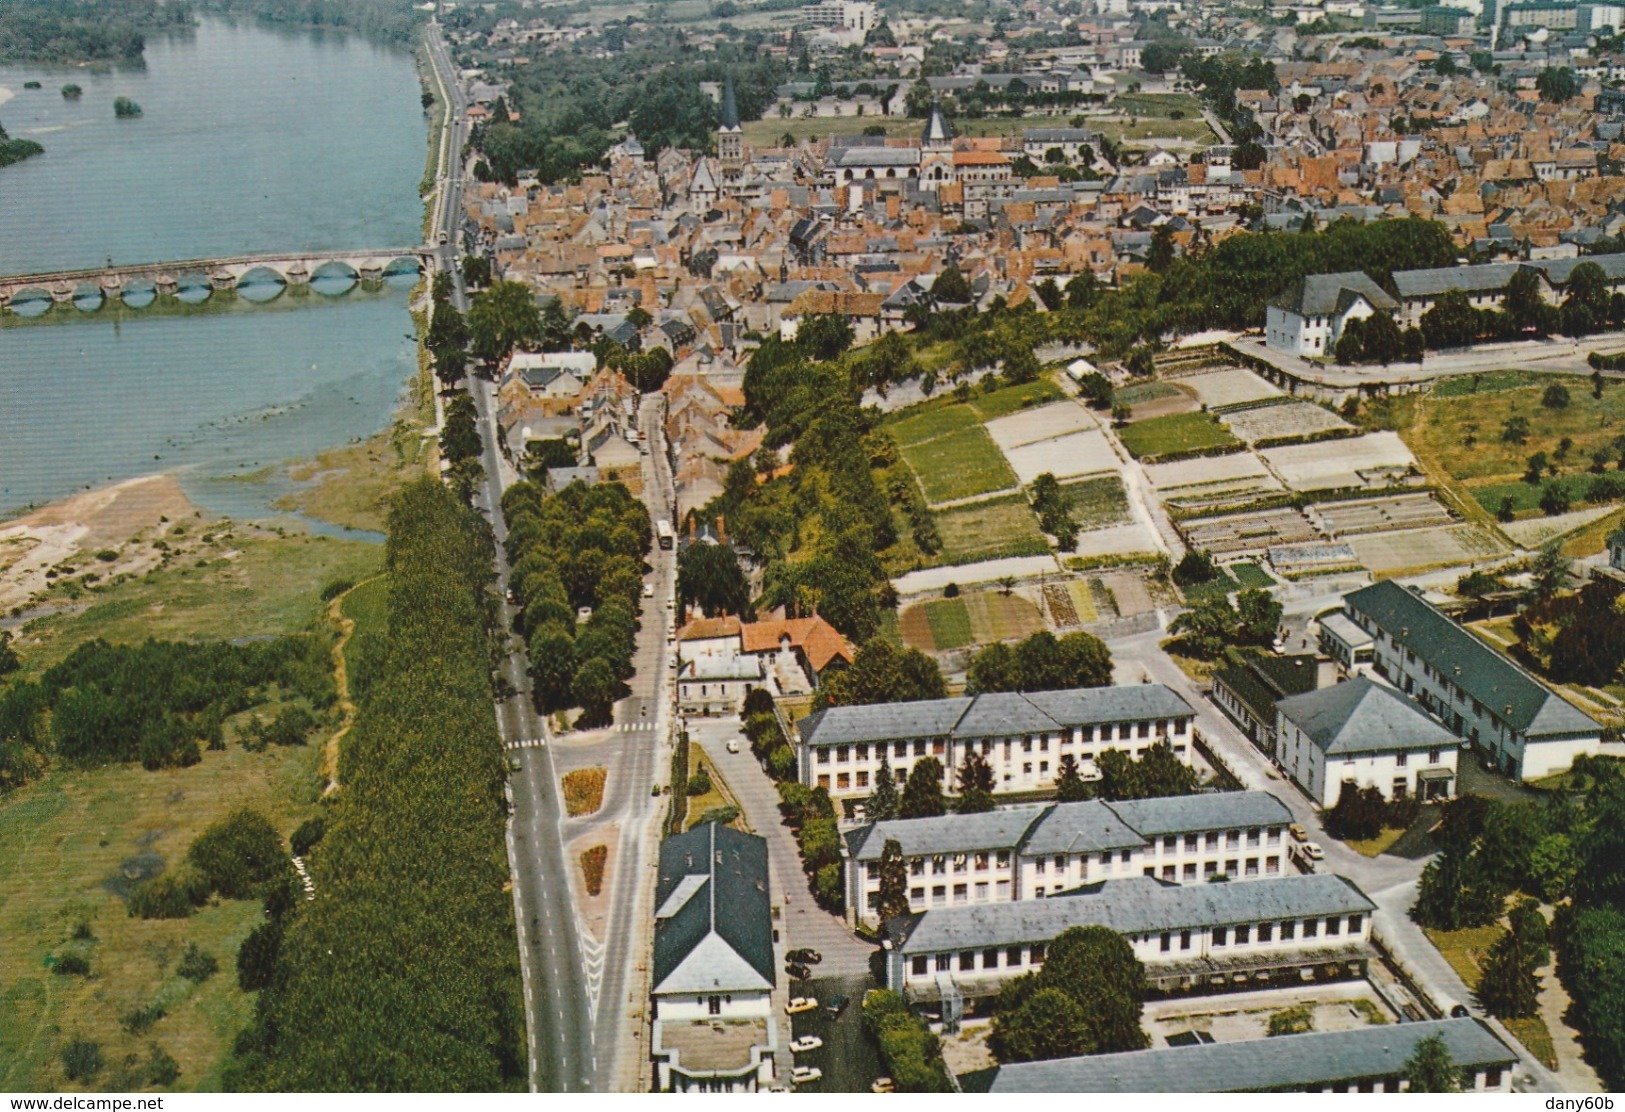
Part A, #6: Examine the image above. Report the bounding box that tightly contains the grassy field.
[276,420,433,535]
[684,744,746,831]
[1118,412,1240,461]
[1562,505,1625,558]
[1346,827,1407,858]
[1114,381,1182,406]
[1108,91,1206,118]
[1431,370,1541,398]
[1408,375,1625,482]
[1057,475,1131,531]
[13,530,382,673]
[923,598,974,651]
[1424,923,1559,1069]
[968,379,1064,420]
[934,494,1051,564]
[965,590,1046,643]
[0,740,324,1091]
[1468,473,1601,516]
[1091,114,1217,146]
[900,426,1019,505]
[1232,562,1275,589]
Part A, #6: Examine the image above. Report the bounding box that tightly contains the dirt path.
[322,576,380,794]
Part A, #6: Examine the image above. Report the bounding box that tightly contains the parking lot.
[787,972,886,1093]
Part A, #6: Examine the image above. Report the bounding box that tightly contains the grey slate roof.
[1267,271,1399,315]
[963,1019,1516,1093]
[1344,580,1598,740]
[1276,676,1458,756]
[798,685,1195,747]
[923,103,954,144]
[1391,261,1520,299]
[847,791,1289,862]
[887,874,1374,953]
[653,823,775,996]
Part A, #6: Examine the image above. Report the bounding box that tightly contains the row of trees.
[231,479,525,1091]
[0,0,189,64]
[1169,588,1283,660]
[500,478,652,726]
[0,634,333,788]
[966,630,1114,695]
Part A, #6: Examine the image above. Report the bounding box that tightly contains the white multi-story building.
[796,685,1197,808]
[651,824,778,1093]
[1275,676,1460,808]
[883,873,1376,1003]
[802,0,876,30]
[843,791,1295,927]
[1263,271,1399,357]
[1342,580,1601,781]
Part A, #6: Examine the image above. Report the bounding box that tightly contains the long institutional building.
[795,684,1196,807]
[1337,581,1602,781]
[883,873,1377,1005]
[963,1018,1518,1093]
[843,791,1294,928]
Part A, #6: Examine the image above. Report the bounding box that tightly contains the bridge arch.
[121,279,158,309]
[7,287,55,317]
[71,282,104,313]
[235,265,287,302]
[309,261,360,296]
[173,271,213,304]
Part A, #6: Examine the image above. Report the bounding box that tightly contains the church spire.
[720,73,741,133]
[922,100,954,146]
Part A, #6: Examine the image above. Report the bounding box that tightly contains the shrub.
[144,1044,180,1087]
[187,810,288,900]
[237,921,283,992]
[695,804,740,826]
[943,582,960,598]
[176,943,218,984]
[320,578,355,601]
[580,845,608,896]
[60,1037,103,1082]
[53,952,91,977]
[290,816,326,857]
[1267,1004,1315,1036]
[128,871,204,919]
[123,1004,166,1035]
[687,764,713,797]
[862,990,953,1092]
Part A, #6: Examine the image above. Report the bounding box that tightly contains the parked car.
[785,963,811,980]
[785,997,817,1014]
[1289,824,1309,843]
[786,948,822,965]
[1299,841,1324,861]
[791,1066,822,1085]
[642,583,654,598]
[871,1078,895,1094]
[725,740,740,754]
[823,994,849,1019]
[790,1036,823,1054]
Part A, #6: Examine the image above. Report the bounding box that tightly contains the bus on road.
[656,519,674,550]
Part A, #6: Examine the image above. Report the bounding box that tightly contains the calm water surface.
[0,18,428,524]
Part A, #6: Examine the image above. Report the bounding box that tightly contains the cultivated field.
[1168,366,1284,409]
[888,403,979,448]
[1118,411,1240,461]
[1058,474,1132,530]
[900,425,1019,504]
[1502,503,1622,547]
[934,494,1051,564]
[1182,506,1318,556]
[1349,524,1505,575]
[899,588,1045,652]
[1261,432,1419,491]
[1005,428,1119,483]
[1072,521,1161,558]
[984,400,1095,451]
[1221,401,1352,445]
[1310,493,1453,537]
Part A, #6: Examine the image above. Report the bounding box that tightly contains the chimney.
[718,515,727,544]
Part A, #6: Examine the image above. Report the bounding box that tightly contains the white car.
[791,1066,822,1085]
[725,740,740,754]
[642,583,654,598]
[790,1036,823,1054]
[1299,841,1324,862]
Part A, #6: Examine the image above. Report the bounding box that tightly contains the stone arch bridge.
[0,247,432,310]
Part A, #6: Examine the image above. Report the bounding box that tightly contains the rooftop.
[1277,676,1459,756]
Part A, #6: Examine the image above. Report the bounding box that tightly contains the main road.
[424,19,676,1090]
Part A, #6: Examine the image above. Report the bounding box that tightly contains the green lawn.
[1057,475,1131,530]
[1424,924,1559,1069]
[1114,381,1182,406]
[900,426,1019,505]
[934,494,1052,564]
[1406,374,1625,482]
[968,378,1063,420]
[886,403,979,448]
[923,598,973,651]
[1118,411,1240,461]
[1231,562,1275,589]
[1467,473,1607,515]
[1431,369,1542,398]
[1109,91,1206,119]
[1182,566,1242,602]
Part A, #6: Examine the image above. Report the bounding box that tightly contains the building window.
[996,851,1010,868]
[1185,834,1198,852]
[910,886,924,901]
[1236,925,1251,945]
[1183,863,1196,881]
[932,886,945,903]
[836,773,850,789]
[1258,922,1274,943]
[1213,927,1227,946]
[1120,850,1131,864]
[818,749,831,764]
[935,954,951,972]
[709,995,722,1015]
[1035,858,1046,875]
[1180,930,1191,951]
[960,951,975,971]
[953,884,968,903]
[983,948,1000,968]
[1395,752,1407,768]
[975,882,988,899]
[817,775,830,790]
[1162,865,1176,881]
[836,746,849,763]
[1348,913,1364,934]
[1160,932,1172,953]
[1007,945,1023,966]
[1245,858,1259,877]
[1281,920,1296,940]
[1163,836,1177,853]
[857,771,869,789]
[1304,919,1318,939]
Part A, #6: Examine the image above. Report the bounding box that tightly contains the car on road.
[642,583,654,598]
[1289,824,1309,843]
[791,1066,822,1085]
[871,1078,895,1094]
[785,963,811,980]
[1299,841,1324,861]
[785,997,817,1014]
[823,994,849,1019]
[508,757,521,773]
[786,948,822,965]
[790,1036,823,1054]
[725,740,740,754]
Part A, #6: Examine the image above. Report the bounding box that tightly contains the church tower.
[919,101,955,191]
[718,74,744,190]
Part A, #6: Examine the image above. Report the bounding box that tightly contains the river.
[0,17,429,527]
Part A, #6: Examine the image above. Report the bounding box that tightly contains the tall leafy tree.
[467,280,544,363]
[1477,931,1540,1018]
[820,640,945,708]
[676,542,750,617]
[989,926,1148,1062]
[899,756,946,819]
